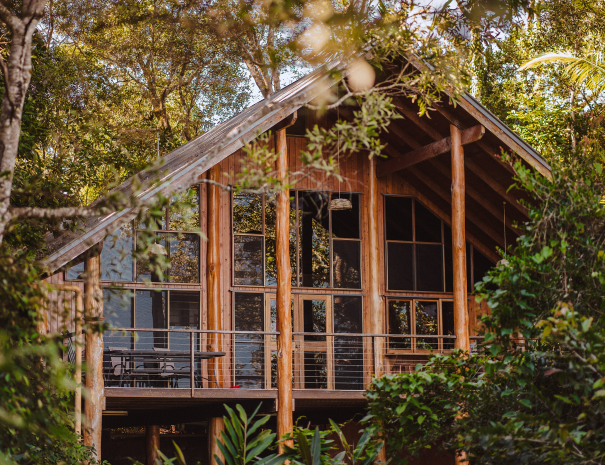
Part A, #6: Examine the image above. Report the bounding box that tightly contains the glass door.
[297,295,333,389]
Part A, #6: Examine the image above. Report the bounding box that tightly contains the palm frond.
[519,52,605,95]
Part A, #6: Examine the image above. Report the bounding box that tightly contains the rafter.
[407,166,505,250]
[377,125,485,177]
[428,159,522,233]
[400,173,501,263]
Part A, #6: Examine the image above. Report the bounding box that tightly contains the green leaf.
[311,428,321,465]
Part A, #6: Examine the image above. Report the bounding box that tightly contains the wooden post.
[146,424,160,465]
[368,156,386,463]
[206,165,225,462]
[276,128,293,452]
[83,255,103,458]
[207,164,223,387]
[208,417,225,465]
[450,125,470,352]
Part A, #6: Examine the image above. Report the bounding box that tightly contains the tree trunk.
[0,1,48,244]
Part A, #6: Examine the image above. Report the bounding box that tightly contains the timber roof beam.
[377,124,485,177]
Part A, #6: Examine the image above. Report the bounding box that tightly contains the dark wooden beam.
[377,124,485,177]
[393,97,444,140]
[386,120,422,149]
[401,173,500,263]
[465,158,529,217]
[428,159,521,233]
[408,166,505,249]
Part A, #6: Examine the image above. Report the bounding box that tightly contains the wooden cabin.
[42,62,550,465]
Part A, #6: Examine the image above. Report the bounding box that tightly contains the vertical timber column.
[368,156,386,464]
[450,124,470,352]
[207,164,223,387]
[209,417,225,465]
[276,128,293,452]
[146,425,160,465]
[84,255,103,458]
[207,164,225,465]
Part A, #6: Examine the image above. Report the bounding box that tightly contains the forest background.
[2,0,605,463]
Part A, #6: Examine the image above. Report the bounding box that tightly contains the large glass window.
[232,191,361,289]
[386,197,443,292]
[386,197,496,293]
[333,296,363,390]
[387,298,454,351]
[66,187,201,283]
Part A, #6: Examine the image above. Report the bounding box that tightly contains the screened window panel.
[134,290,167,349]
[414,201,442,243]
[269,298,293,342]
[442,301,455,350]
[169,187,200,231]
[102,225,133,282]
[331,194,360,239]
[264,193,297,286]
[299,192,330,288]
[415,301,438,350]
[385,197,413,241]
[303,300,327,341]
[234,293,265,389]
[416,244,443,292]
[233,193,263,234]
[332,240,361,289]
[334,296,363,390]
[103,289,133,349]
[387,242,414,290]
[234,235,264,286]
[388,300,411,349]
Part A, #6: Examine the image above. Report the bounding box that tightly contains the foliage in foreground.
[153,402,380,465]
[365,149,605,464]
[0,254,98,464]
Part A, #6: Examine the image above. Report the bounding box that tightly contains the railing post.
[190,330,195,396]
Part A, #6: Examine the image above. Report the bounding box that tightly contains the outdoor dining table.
[105,349,226,388]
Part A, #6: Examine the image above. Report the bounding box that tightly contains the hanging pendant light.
[328,104,352,211]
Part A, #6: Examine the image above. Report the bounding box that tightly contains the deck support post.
[276,128,293,452]
[207,164,223,388]
[146,424,160,465]
[207,164,226,463]
[451,125,470,465]
[368,156,386,463]
[450,124,470,352]
[83,255,103,458]
[209,417,225,465]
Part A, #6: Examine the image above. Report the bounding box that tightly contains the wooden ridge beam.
[377,124,485,177]
[407,166,505,249]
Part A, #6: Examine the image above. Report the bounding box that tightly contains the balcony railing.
[95,328,464,391]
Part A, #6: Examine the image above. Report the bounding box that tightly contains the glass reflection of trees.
[334,296,363,390]
[388,299,449,351]
[232,191,360,289]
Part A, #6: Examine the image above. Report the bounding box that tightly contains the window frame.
[386,297,454,354]
[384,195,446,293]
[65,186,203,285]
[231,190,363,290]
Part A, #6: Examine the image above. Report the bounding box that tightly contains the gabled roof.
[43,59,550,274]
